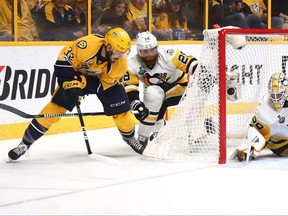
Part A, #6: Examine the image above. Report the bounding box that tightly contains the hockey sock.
[118,127,135,139]
[22,119,48,146]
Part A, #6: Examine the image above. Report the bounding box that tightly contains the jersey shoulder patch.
[166,49,175,56]
[76,40,87,49]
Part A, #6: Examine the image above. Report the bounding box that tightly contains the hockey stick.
[76,103,120,165]
[0,103,138,119]
[0,103,106,118]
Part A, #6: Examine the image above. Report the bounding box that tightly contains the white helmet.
[135,31,158,51]
[268,72,288,111]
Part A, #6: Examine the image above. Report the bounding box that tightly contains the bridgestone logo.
[0,66,56,101]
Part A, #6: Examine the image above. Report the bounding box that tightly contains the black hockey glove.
[62,75,84,100]
[130,100,149,121]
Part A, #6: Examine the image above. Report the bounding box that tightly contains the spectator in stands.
[155,0,188,39]
[271,0,288,29]
[74,0,86,25]
[66,0,75,6]
[126,0,148,38]
[91,0,112,25]
[126,0,167,40]
[72,0,87,38]
[181,0,204,32]
[91,0,103,32]
[91,0,112,35]
[25,0,39,13]
[0,0,39,41]
[242,0,268,28]
[209,0,249,29]
[36,0,79,41]
[153,0,166,14]
[24,0,51,21]
[241,0,283,29]
[99,0,132,33]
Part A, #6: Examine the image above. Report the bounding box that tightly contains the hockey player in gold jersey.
[8,27,146,161]
[232,72,288,161]
[122,31,199,146]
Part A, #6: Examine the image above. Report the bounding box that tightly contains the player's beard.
[140,54,158,66]
[106,50,123,63]
[106,50,114,63]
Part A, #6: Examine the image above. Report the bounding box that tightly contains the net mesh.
[143,28,288,163]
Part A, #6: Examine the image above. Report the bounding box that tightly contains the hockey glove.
[130,100,149,121]
[62,76,84,100]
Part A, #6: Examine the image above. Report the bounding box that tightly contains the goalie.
[231,72,288,161]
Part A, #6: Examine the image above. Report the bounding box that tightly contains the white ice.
[1,127,288,215]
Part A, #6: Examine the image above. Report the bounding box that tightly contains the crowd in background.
[209,0,288,29]
[0,0,287,42]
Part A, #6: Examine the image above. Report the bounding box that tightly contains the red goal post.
[143,28,288,164]
[218,28,288,163]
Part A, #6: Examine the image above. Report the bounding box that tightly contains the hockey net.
[143,28,288,164]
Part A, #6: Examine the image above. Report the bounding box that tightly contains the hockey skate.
[8,141,30,161]
[123,136,147,154]
[138,135,149,146]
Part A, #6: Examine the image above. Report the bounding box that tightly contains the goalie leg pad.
[231,127,266,161]
[247,127,266,152]
[266,139,288,157]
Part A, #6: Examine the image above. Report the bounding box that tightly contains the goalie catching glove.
[130,100,149,121]
[62,75,85,100]
[230,127,266,162]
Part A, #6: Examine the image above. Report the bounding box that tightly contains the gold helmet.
[268,72,288,111]
[104,28,131,53]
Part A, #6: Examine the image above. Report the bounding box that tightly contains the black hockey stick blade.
[0,103,105,118]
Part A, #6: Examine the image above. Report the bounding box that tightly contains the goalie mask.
[135,31,158,65]
[268,72,288,111]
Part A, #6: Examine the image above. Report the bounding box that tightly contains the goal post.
[143,28,288,164]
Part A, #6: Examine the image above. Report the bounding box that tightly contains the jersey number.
[64,47,74,62]
[122,72,130,81]
[178,52,188,64]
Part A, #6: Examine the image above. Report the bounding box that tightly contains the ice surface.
[1,127,288,215]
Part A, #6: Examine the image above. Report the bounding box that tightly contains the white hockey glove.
[230,127,266,162]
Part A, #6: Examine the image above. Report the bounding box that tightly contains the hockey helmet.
[135,31,158,51]
[268,72,288,111]
[104,27,131,53]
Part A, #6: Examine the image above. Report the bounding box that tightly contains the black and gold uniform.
[8,28,146,161]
